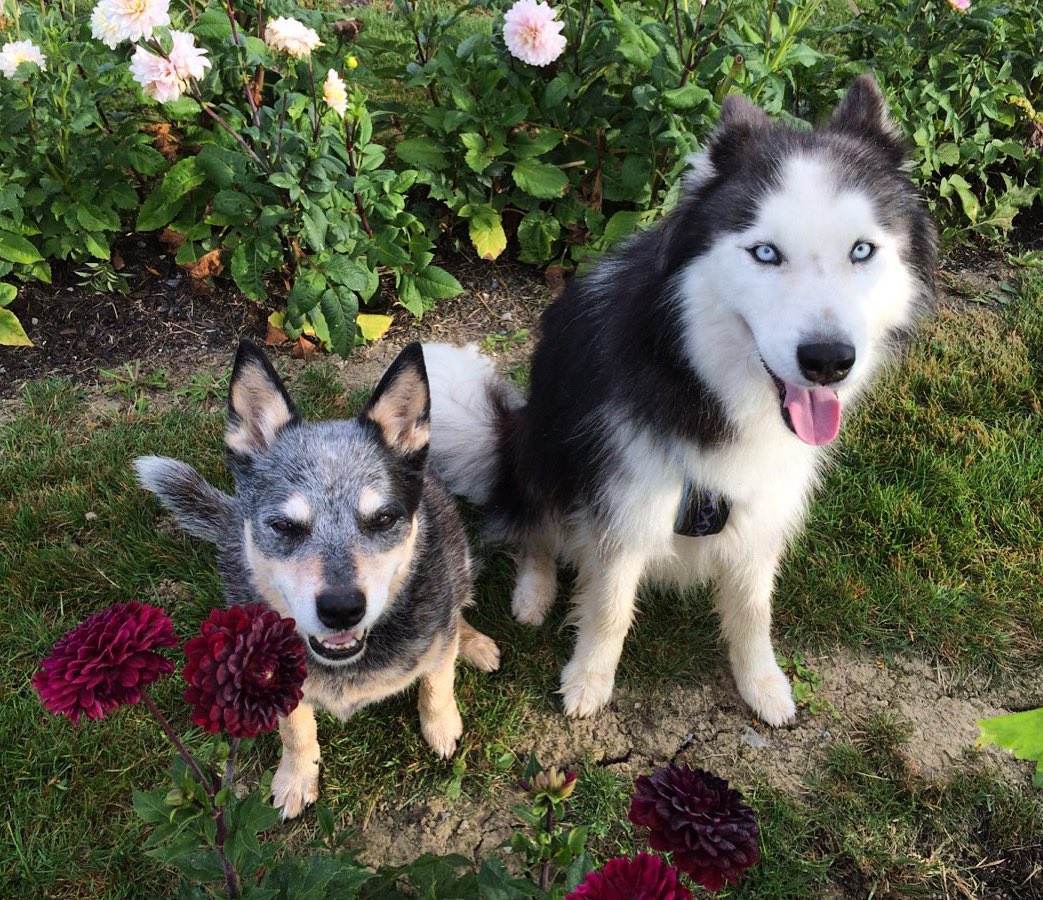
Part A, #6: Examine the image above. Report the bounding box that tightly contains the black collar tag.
[674,478,730,537]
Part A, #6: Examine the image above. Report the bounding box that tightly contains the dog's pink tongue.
[783,382,842,445]
[325,630,358,645]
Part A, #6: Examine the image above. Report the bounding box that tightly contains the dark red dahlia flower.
[182,604,306,738]
[629,764,760,892]
[33,602,177,722]
[565,854,693,900]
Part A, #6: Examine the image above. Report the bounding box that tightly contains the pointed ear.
[717,92,771,132]
[134,456,236,543]
[225,340,299,458]
[708,92,772,175]
[828,74,905,164]
[362,342,430,456]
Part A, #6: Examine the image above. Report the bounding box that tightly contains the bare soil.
[352,649,1042,869]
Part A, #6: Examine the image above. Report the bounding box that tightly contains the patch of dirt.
[0,242,549,399]
[355,649,1042,869]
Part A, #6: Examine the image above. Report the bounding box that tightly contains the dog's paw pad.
[422,704,463,758]
[271,758,319,821]
[462,632,501,672]
[738,667,796,727]
[559,665,614,719]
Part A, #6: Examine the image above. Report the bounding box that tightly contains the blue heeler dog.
[135,340,500,819]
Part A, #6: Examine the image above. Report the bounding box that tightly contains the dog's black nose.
[796,342,856,385]
[316,588,366,630]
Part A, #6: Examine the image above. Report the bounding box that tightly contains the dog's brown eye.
[269,518,296,534]
[373,512,398,530]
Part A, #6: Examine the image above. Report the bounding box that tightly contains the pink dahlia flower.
[503,0,566,67]
[948,0,970,10]
[565,854,694,900]
[129,32,209,104]
[33,602,177,722]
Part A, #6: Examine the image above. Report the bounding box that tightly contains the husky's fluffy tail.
[421,343,521,506]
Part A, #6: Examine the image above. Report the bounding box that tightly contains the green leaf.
[212,190,256,222]
[517,210,560,264]
[0,307,31,346]
[509,129,562,160]
[460,132,505,174]
[301,207,328,253]
[75,204,121,233]
[288,269,327,317]
[602,210,643,247]
[468,205,506,261]
[512,159,569,200]
[137,158,205,231]
[125,143,167,176]
[317,287,358,356]
[662,83,712,110]
[132,788,173,826]
[324,255,373,293]
[396,136,448,171]
[935,142,960,166]
[84,232,111,260]
[977,709,1043,787]
[198,144,249,189]
[412,265,463,301]
[940,173,980,224]
[0,231,43,264]
[0,283,15,305]
[162,97,203,121]
[230,239,271,301]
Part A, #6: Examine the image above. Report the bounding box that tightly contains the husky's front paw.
[421,702,464,758]
[271,755,319,821]
[559,661,615,718]
[734,662,796,727]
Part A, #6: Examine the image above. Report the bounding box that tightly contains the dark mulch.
[0,236,268,398]
[0,236,550,399]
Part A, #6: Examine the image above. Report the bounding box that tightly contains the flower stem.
[223,0,240,46]
[344,119,374,238]
[307,57,320,144]
[141,692,215,797]
[538,802,554,892]
[223,738,240,790]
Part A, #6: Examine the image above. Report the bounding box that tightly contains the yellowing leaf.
[356,313,393,342]
[0,307,32,346]
[468,205,507,261]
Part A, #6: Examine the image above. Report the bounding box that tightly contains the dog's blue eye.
[749,243,781,265]
[851,241,875,262]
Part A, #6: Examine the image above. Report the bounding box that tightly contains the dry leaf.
[332,18,364,40]
[544,265,567,296]
[143,123,181,162]
[291,335,317,360]
[159,228,186,253]
[181,248,224,281]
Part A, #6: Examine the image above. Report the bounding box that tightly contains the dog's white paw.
[511,566,556,627]
[421,703,463,758]
[559,661,615,718]
[271,755,319,821]
[461,631,501,672]
[735,663,796,727]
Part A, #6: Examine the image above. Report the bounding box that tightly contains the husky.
[134,340,500,819]
[422,75,936,724]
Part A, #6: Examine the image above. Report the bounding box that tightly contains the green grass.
[3,279,1042,896]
